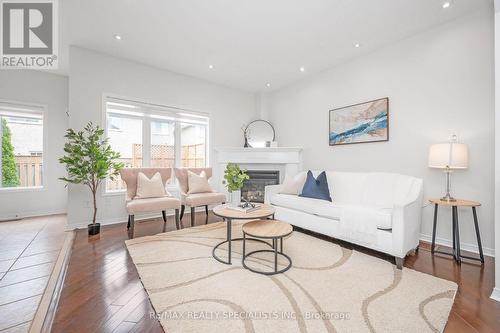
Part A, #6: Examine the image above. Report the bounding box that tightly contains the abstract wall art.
[329,97,389,146]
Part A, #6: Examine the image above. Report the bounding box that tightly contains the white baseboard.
[419,233,495,257]
[0,209,66,222]
[491,288,500,303]
[68,206,211,230]
[69,211,163,230]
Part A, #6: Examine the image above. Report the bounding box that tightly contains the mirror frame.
[244,120,275,147]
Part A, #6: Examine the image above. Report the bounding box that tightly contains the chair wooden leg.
[190,207,195,227]
[175,209,180,230]
[129,215,135,238]
[162,210,167,223]
[127,215,131,230]
[205,205,209,216]
[180,205,185,220]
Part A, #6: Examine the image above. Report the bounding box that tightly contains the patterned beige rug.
[125,221,457,333]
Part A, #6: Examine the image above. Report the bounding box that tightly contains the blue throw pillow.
[299,171,332,202]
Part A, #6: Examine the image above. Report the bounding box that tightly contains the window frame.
[102,94,210,196]
[0,99,47,192]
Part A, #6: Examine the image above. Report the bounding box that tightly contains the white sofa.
[264,171,423,269]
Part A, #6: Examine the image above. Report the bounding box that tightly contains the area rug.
[125,221,457,333]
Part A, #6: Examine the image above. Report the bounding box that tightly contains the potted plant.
[223,163,250,205]
[59,122,124,236]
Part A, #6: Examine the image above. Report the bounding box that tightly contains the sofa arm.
[391,186,423,258]
[264,184,282,205]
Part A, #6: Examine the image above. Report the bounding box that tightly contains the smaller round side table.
[241,219,293,275]
[429,198,484,264]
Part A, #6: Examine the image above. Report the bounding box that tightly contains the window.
[181,123,206,167]
[0,101,44,189]
[151,119,175,168]
[105,97,209,192]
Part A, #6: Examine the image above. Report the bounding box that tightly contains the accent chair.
[173,167,226,227]
[120,168,181,238]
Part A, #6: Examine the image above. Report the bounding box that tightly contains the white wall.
[492,0,500,303]
[67,47,257,228]
[0,70,68,219]
[267,8,495,255]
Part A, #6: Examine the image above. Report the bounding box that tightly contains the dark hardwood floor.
[51,212,500,333]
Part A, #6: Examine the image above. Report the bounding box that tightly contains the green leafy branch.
[223,163,249,193]
[59,122,124,224]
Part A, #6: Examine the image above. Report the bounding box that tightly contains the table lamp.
[428,142,468,202]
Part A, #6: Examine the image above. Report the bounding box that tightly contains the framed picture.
[329,97,389,146]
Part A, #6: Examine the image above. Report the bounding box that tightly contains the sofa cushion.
[270,194,393,229]
[326,171,367,205]
[272,194,341,219]
[300,171,332,202]
[280,172,306,195]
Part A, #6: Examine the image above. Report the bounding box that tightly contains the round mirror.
[245,120,275,148]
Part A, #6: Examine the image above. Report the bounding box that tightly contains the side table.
[429,198,484,264]
[242,219,293,275]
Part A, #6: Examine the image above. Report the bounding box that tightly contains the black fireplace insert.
[241,170,280,203]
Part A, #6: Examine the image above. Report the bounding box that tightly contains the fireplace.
[241,170,280,203]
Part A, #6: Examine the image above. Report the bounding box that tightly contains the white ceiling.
[60,0,491,92]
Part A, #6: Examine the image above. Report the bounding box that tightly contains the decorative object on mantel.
[428,135,468,202]
[243,119,276,148]
[223,163,250,205]
[241,125,250,147]
[329,97,389,145]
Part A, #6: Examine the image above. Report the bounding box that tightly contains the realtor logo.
[1,0,58,69]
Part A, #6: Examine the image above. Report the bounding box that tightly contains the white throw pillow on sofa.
[135,172,168,199]
[188,170,213,194]
[279,172,306,195]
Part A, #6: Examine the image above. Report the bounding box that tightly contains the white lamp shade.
[428,143,468,169]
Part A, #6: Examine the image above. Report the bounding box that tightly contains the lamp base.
[440,194,456,202]
[440,168,456,202]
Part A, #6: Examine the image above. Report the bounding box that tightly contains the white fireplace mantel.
[213,147,302,164]
[212,147,303,195]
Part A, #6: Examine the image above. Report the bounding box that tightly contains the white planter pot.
[230,190,241,205]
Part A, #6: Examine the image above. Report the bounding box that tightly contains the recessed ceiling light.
[208,64,214,69]
[266,83,271,87]
[299,67,305,72]
[442,2,450,9]
[354,43,360,48]
[113,34,122,40]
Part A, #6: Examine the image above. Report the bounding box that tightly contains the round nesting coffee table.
[242,219,293,275]
[212,204,275,265]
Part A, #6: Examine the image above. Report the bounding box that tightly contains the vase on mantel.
[230,190,241,206]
